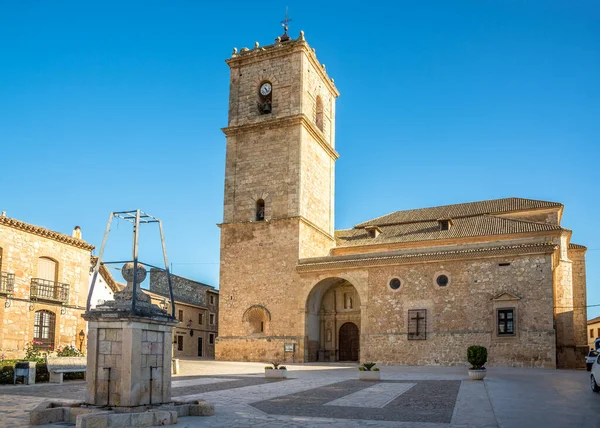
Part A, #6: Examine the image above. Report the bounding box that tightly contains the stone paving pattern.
[1,360,600,427]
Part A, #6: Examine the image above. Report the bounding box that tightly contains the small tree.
[467,345,487,370]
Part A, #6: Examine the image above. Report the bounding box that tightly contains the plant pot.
[468,368,487,380]
[265,369,287,379]
[359,370,380,381]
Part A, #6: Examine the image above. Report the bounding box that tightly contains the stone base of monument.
[30,399,215,427]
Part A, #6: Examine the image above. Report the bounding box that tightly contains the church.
[215,28,588,369]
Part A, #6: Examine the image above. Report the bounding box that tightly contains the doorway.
[338,322,359,361]
[198,337,203,357]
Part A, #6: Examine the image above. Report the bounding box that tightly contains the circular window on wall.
[389,278,401,290]
[436,274,449,287]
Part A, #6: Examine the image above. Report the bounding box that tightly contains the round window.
[389,278,401,290]
[436,274,449,287]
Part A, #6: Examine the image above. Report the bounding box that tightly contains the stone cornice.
[219,215,335,241]
[297,243,558,273]
[222,114,339,160]
[0,216,95,251]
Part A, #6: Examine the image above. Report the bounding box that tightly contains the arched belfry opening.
[305,277,361,362]
[315,95,324,131]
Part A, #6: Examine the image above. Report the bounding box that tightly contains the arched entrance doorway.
[305,277,361,362]
[339,322,359,361]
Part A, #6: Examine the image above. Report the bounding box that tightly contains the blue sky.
[1,2,599,315]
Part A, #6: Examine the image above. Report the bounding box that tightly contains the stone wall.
[149,269,213,307]
[355,254,556,367]
[569,247,588,365]
[0,222,91,358]
[216,219,307,362]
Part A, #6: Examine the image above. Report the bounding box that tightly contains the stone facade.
[216,32,588,369]
[148,270,218,359]
[0,215,93,358]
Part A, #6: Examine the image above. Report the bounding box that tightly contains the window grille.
[34,310,56,350]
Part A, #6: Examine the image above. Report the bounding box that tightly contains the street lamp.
[78,330,86,352]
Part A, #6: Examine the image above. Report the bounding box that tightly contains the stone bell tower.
[216,27,340,361]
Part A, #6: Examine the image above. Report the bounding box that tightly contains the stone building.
[89,256,124,309]
[215,30,588,369]
[0,214,93,358]
[148,270,218,359]
[587,316,600,350]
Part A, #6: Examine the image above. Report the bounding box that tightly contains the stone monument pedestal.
[82,262,178,407]
[84,314,177,407]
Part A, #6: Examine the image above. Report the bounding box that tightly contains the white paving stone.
[172,377,234,388]
[324,382,416,408]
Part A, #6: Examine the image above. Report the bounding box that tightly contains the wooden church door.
[338,322,359,361]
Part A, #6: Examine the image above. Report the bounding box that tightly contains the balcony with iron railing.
[30,278,69,303]
[0,271,15,294]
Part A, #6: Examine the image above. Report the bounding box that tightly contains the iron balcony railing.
[30,278,69,303]
[0,271,15,294]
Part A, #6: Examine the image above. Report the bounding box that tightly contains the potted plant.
[358,362,380,381]
[467,345,488,380]
[264,361,287,379]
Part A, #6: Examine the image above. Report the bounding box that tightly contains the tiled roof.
[588,316,600,325]
[568,243,587,250]
[336,215,562,248]
[356,197,562,227]
[298,243,558,272]
[0,215,95,251]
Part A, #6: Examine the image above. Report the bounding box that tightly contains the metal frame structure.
[87,210,176,317]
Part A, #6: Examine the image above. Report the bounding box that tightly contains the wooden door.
[338,322,359,361]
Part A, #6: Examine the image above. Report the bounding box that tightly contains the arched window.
[34,310,56,350]
[258,81,272,114]
[243,305,271,335]
[315,96,324,131]
[38,257,57,282]
[256,199,265,221]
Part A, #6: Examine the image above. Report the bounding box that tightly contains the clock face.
[260,82,272,96]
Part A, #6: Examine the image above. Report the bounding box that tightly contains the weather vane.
[280,7,292,41]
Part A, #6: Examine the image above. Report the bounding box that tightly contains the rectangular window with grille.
[497,309,515,335]
[407,309,427,340]
[592,329,595,339]
[199,313,204,325]
[209,334,214,345]
[178,310,183,322]
[177,335,184,351]
[209,313,215,325]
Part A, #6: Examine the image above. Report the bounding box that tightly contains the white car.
[591,355,600,393]
[586,350,599,371]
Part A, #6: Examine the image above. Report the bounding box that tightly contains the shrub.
[56,345,83,357]
[358,367,365,371]
[360,362,377,371]
[373,367,380,371]
[265,366,273,370]
[24,341,51,363]
[278,366,286,370]
[0,365,14,384]
[467,345,488,370]
[36,363,49,382]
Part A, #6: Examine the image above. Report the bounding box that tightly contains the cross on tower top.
[280,7,292,41]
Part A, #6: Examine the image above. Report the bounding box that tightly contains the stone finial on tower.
[298,30,305,41]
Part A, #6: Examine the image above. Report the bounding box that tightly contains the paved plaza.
[0,360,598,427]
